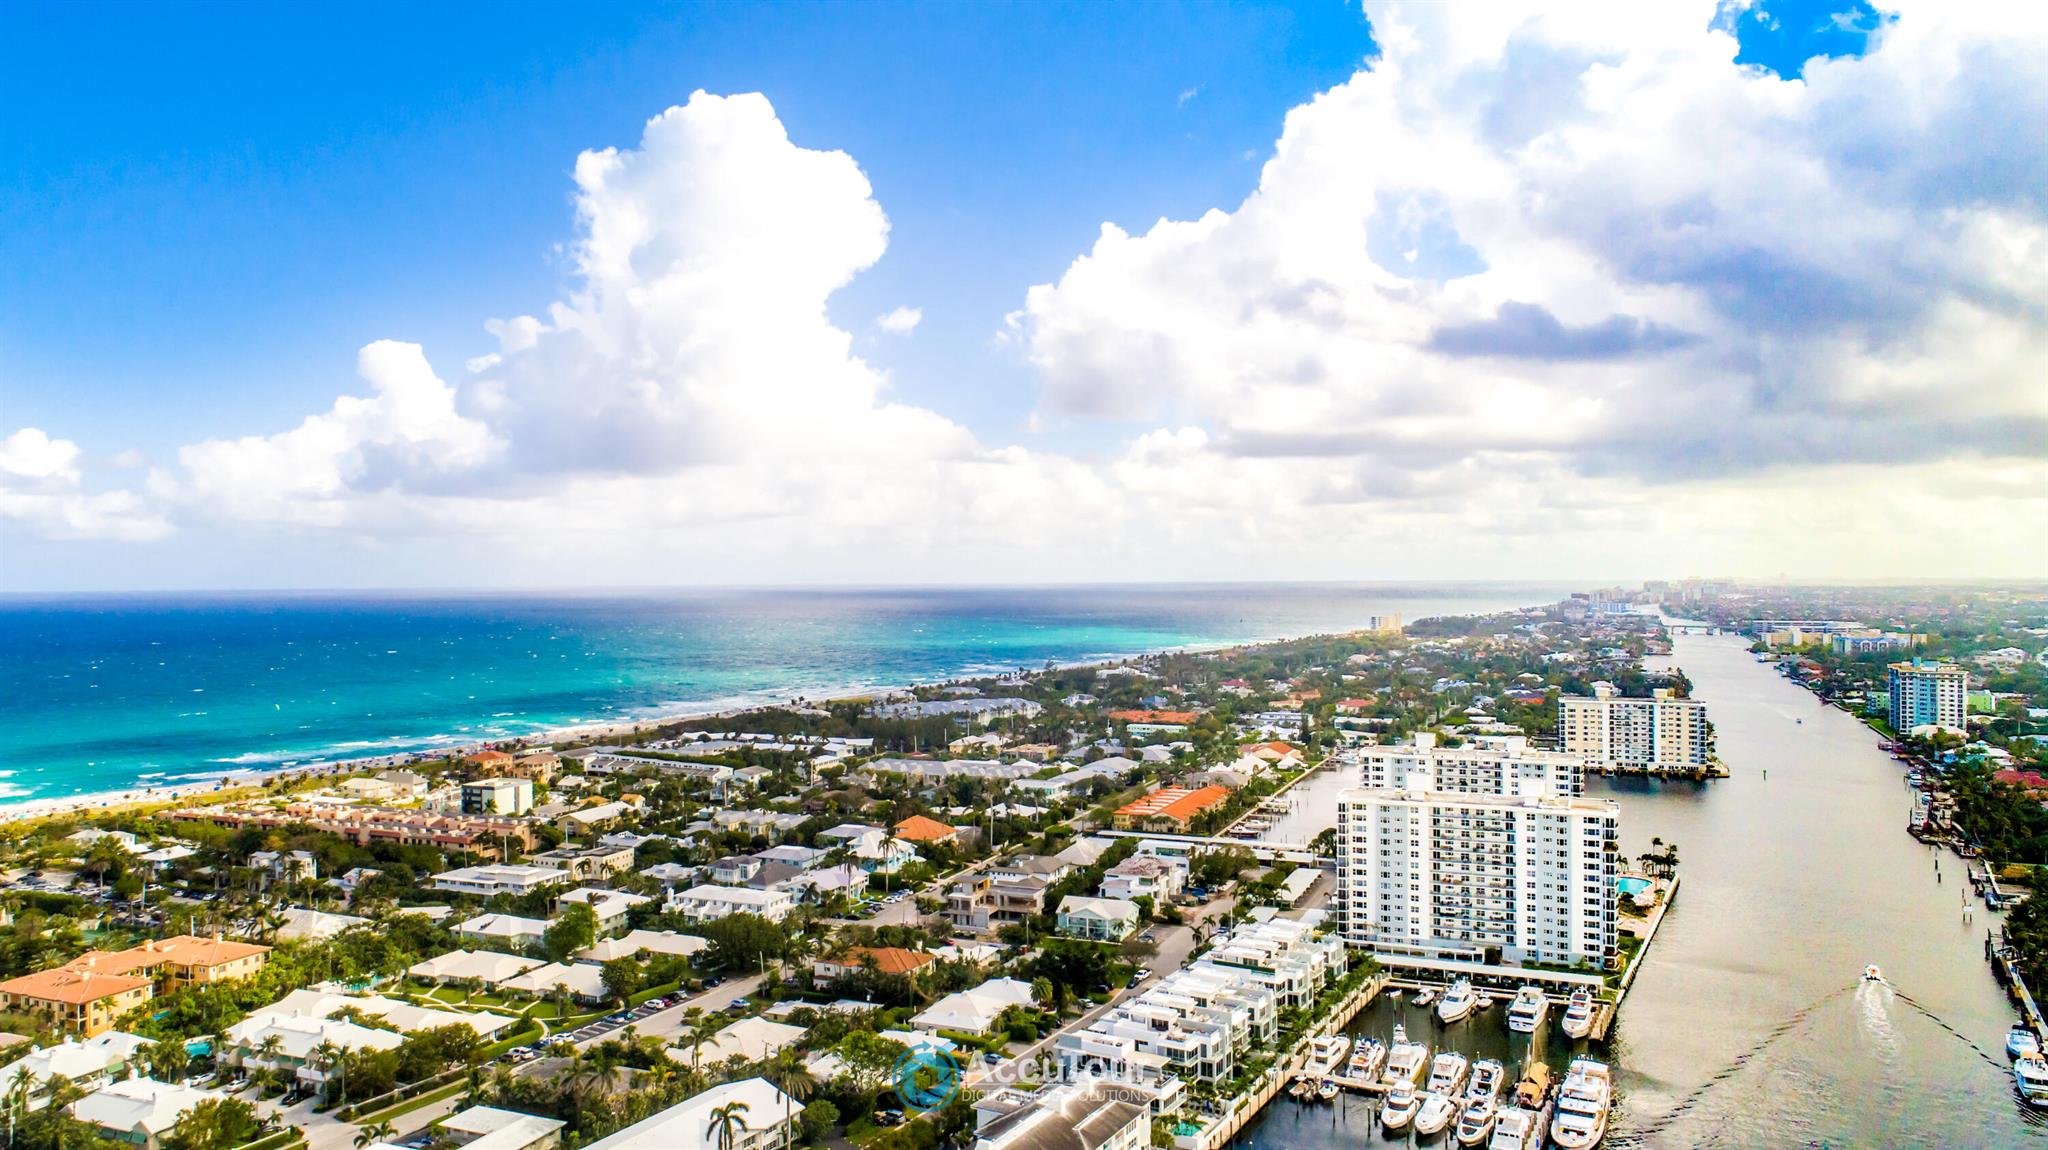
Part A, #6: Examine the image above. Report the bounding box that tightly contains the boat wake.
[1856,977,1900,1062]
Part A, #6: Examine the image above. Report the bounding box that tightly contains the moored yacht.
[1437,977,1480,1024]
[1426,1050,1470,1096]
[1414,1090,1458,1136]
[1486,1108,1540,1150]
[1454,1059,1505,1146]
[1506,985,1550,1033]
[2009,1024,2041,1061]
[1346,1037,1387,1081]
[1561,989,1596,1039]
[1414,986,1438,1007]
[1309,1034,1352,1074]
[2017,1052,2048,1108]
[1380,1081,1422,1130]
[1382,1025,1431,1090]
[1549,1058,1613,1149]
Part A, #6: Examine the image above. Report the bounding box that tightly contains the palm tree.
[687,1014,725,1069]
[313,1041,346,1107]
[353,1118,396,1148]
[254,1034,285,1075]
[762,1051,815,1150]
[5,1068,40,1147]
[709,1100,752,1150]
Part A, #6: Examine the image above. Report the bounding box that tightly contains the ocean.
[0,582,1567,806]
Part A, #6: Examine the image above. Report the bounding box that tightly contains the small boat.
[1383,1026,1431,1090]
[1426,1051,1470,1096]
[1487,1108,1541,1150]
[2018,1052,2048,1108]
[1455,1060,1505,1146]
[1414,987,1438,1007]
[1289,1079,1314,1100]
[1561,989,1596,1039]
[1514,1061,1552,1110]
[1388,988,1405,1001]
[1346,1037,1387,1081]
[1414,1091,1458,1136]
[1317,1079,1339,1102]
[1380,1081,1422,1130]
[1506,986,1549,1033]
[1549,1058,1613,1149]
[1863,963,1884,982]
[1437,977,1480,1024]
[2011,1024,2042,1061]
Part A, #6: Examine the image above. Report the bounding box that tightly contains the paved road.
[572,971,767,1050]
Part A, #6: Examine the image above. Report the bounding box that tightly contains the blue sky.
[7,0,2039,591]
[2,2,1376,455]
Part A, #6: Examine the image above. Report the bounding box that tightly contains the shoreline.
[0,605,1532,826]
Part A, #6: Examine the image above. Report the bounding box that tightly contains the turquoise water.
[0,583,1565,805]
[1617,875,1652,897]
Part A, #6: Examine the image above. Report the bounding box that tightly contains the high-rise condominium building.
[1557,685,1710,773]
[1888,660,1968,734]
[1334,776,1620,970]
[1357,733,1585,797]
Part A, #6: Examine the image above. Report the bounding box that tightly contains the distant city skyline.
[4,0,2043,591]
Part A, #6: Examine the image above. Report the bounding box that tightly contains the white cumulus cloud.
[876,305,923,334]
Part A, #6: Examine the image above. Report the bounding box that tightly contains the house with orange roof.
[892,815,961,845]
[1111,785,1232,832]
[1246,741,1304,767]
[812,946,937,988]
[0,965,153,1036]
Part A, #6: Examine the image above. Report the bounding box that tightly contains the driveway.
[573,971,766,1049]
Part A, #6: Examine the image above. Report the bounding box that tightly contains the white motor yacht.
[1549,1058,1613,1149]
[1426,1050,1470,1096]
[1863,963,1884,982]
[1454,1060,1503,1146]
[2018,1052,2048,1108]
[2010,1024,2041,1061]
[1382,1025,1431,1090]
[1487,1108,1540,1150]
[1561,989,1596,1040]
[1506,986,1550,1033]
[1414,987,1438,1007]
[1309,1034,1352,1074]
[1317,1079,1339,1102]
[1438,977,1480,1024]
[1380,1081,1422,1130]
[1346,1037,1387,1081]
[1414,1091,1458,1136]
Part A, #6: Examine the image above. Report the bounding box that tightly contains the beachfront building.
[1557,685,1711,774]
[585,1078,804,1150]
[1334,777,1620,970]
[433,864,573,897]
[664,884,796,923]
[1358,732,1585,796]
[1889,660,1969,735]
[173,802,535,855]
[1111,785,1232,832]
[461,777,535,816]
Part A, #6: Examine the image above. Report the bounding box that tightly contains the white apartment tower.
[1358,733,1585,797]
[1335,776,1620,970]
[1557,685,1710,773]
[1888,660,1968,734]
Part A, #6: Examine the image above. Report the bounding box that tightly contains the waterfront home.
[433,863,573,897]
[0,1032,153,1110]
[1044,1032,1187,1115]
[71,1078,227,1150]
[456,913,551,950]
[812,946,936,989]
[911,977,1036,1037]
[1111,785,1231,832]
[1056,896,1142,942]
[971,1078,1152,1150]
[584,1077,805,1150]
[557,888,653,935]
[575,929,707,965]
[664,884,796,923]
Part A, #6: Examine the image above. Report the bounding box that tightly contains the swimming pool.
[1617,876,1652,897]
